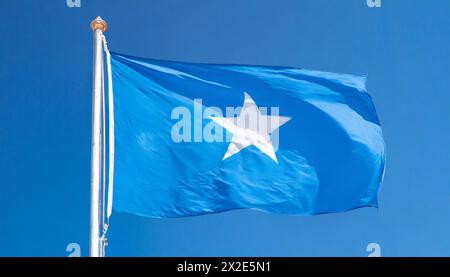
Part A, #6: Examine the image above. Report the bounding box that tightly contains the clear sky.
[0,0,449,257]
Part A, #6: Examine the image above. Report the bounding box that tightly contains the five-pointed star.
[210,92,291,163]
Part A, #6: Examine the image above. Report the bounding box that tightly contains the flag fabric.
[109,52,385,218]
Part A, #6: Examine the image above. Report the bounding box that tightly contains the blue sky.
[0,0,449,257]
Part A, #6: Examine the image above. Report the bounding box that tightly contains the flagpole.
[90,16,107,257]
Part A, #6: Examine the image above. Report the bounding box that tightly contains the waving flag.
[109,52,385,218]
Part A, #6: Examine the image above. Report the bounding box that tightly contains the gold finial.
[90,16,107,32]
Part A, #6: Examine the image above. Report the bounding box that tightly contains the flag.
[109,52,385,218]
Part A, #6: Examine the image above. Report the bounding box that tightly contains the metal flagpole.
[90,16,107,257]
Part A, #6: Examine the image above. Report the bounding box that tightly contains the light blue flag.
[110,52,385,218]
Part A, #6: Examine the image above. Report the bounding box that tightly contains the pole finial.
[90,16,107,32]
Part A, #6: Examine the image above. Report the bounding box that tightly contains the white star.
[210,92,291,163]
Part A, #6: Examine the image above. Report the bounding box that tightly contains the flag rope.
[99,51,107,257]
[99,34,114,256]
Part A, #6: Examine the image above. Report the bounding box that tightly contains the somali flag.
[109,52,385,218]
